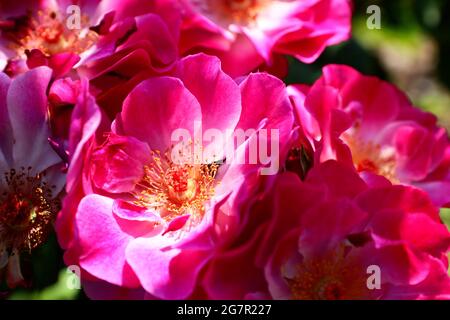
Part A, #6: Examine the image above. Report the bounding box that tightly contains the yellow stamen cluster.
[133,149,218,227]
[191,0,273,27]
[13,10,97,56]
[285,247,368,300]
[343,131,398,182]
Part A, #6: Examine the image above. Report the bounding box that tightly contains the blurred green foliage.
[9,270,80,300]
[3,233,85,300]
[4,1,449,300]
[441,209,450,275]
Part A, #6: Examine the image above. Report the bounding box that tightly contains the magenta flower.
[289,65,450,207]
[78,2,181,118]
[1,0,182,162]
[0,0,180,88]
[56,54,293,299]
[0,67,65,287]
[178,0,352,77]
[203,161,450,299]
[0,0,447,302]
[266,162,450,300]
[0,0,104,76]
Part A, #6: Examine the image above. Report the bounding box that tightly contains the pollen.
[343,131,398,182]
[133,148,219,227]
[12,9,97,57]
[191,0,273,27]
[0,167,60,253]
[285,247,369,300]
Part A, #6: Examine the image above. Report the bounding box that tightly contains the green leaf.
[9,269,80,300]
[440,209,450,275]
[441,208,450,229]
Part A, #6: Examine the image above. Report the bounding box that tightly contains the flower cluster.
[0,0,449,299]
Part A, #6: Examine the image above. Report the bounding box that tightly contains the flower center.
[8,10,97,57]
[343,132,398,182]
[0,167,59,252]
[285,248,368,300]
[191,0,273,27]
[133,150,219,225]
[0,195,34,232]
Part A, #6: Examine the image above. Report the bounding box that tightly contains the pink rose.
[178,0,352,77]
[266,162,450,300]
[203,161,450,299]
[289,65,450,207]
[0,0,180,114]
[1,1,183,165]
[0,67,65,288]
[56,53,294,299]
[0,0,105,77]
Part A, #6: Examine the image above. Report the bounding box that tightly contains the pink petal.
[414,181,450,208]
[126,236,211,299]
[117,76,202,152]
[304,82,342,162]
[324,65,401,137]
[305,160,368,199]
[175,54,241,160]
[75,194,141,288]
[112,200,164,238]
[0,72,12,169]
[6,67,61,172]
[67,78,102,191]
[203,226,269,299]
[163,215,190,235]
[238,73,293,142]
[48,52,80,78]
[299,199,369,257]
[90,133,150,193]
[124,237,178,298]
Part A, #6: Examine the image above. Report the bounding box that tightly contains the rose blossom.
[0,0,104,77]
[56,53,294,299]
[203,161,450,299]
[266,162,450,300]
[0,66,65,288]
[0,0,180,107]
[1,0,183,165]
[288,64,450,207]
[178,0,352,77]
